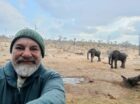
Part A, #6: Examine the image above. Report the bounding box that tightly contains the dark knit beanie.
[10,28,45,58]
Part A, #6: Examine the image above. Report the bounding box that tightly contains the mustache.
[16,57,36,64]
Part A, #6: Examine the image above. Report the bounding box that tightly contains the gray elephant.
[108,50,127,69]
[122,75,140,87]
[87,48,101,62]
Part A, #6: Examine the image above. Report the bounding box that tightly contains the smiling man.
[0,28,65,104]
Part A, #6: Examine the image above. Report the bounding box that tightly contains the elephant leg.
[115,60,117,69]
[91,54,93,62]
[120,60,123,68]
[121,61,124,68]
[121,60,126,68]
[91,57,93,62]
[124,59,126,68]
[91,56,94,62]
[98,56,101,61]
[111,59,113,68]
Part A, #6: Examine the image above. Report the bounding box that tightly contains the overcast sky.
[0,0,140,45]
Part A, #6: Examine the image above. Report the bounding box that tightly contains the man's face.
[11,38,42,77]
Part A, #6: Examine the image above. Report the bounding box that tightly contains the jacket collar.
[4,61,44,88]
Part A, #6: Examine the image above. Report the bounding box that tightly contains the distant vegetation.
[0,35,138,51]
[45,38,138,50]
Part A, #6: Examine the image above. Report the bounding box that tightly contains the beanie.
[10,28,45,58]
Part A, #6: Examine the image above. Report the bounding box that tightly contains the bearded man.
[0,28,65,104]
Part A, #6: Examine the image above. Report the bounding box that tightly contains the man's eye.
[15,47,24,50]
[31,48,37,51]
[31,47,39,51]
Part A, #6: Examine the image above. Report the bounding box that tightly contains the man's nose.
[22,48,32,57]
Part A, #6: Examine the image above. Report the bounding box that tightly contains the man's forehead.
[14,38,39,46]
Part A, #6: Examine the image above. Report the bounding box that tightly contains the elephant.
[108,50,127,69]
[121,75,140,87]
[87,48,101,62]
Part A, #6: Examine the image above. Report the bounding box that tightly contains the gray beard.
[12,63,40,77]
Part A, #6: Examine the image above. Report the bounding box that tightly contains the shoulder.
[38,67,64,88]
[0,67,5,79]
[39,67,61,80]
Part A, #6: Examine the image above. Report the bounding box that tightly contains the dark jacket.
[0,61,65,104]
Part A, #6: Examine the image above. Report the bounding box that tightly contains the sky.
[0,0,140,45]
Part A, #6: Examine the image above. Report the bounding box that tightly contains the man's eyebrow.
[14,44,24,47]
[31,45,39,47]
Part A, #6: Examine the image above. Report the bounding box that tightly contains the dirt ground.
[0,40,140,104]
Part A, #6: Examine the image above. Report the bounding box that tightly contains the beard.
[13,64,40,77]
[12,57,41,77]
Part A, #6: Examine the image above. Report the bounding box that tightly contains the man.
[0,28,65,104]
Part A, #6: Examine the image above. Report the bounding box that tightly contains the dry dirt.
[0,40,140,104]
